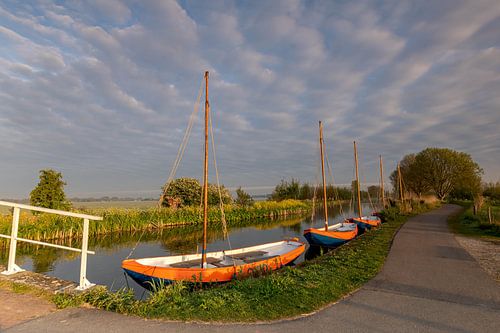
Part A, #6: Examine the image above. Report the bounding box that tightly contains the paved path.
[6,205,500,332]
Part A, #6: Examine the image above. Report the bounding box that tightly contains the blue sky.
[0,0,499,198]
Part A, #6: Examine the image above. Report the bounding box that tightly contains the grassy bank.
[0,200,310,242]
[448,201,500,239]
[52,202,435,322]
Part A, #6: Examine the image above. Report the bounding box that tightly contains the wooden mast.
[354,141,362,219]
[319,121,328,231]
[201,71,209,268]
[379,155,385,209]
[397,162,404,205]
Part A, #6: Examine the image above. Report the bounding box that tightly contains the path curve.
[6,205,500,332]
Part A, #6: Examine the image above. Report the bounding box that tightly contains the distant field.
[72,200,157,210]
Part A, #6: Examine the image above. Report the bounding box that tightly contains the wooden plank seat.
[225,250,267,260]
[243,254,279,264]
[170,257,221,268]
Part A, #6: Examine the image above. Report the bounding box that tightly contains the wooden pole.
[354,141,362,218]
[201,71,209,268]
[488,206,493,224]
[319,121,328,231]
[397,162,404,209]
[380,155,385,209]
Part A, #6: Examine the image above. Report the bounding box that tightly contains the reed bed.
[0,200,310,242]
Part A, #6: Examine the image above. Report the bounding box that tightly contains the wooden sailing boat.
[122,71,305,289]
[303,121,358,248]
[348,141,381,231]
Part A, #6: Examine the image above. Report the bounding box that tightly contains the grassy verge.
[448,201,500,239]
[0,278,54,302]
[52,202,436,322]
[0,200,311,242]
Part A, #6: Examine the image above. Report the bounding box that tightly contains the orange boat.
[123,240,305,289]
[303,121,358,248]
[122,71,305,289]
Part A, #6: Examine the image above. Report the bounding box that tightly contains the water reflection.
[0,203,372,297]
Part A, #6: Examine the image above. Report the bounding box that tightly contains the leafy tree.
[390,154,431,199]
[367,185,381,201]
[161,178,202,207]
[270,179,300,201]
[416,148,482,200]
[30,169,71,210]
[235,187,254,206]
[299,183,313,200]
[161,178,232,207]
[207,184,233,205]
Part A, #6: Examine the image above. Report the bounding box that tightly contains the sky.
[0,0,499,199]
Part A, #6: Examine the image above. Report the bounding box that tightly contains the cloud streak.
[0,0,499,198]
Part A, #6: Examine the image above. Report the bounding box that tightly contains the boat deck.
[169,251,279,268]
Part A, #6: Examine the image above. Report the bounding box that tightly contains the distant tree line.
[268,178,381,202]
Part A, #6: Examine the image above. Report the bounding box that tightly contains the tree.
[207,184,233,205]
[390,154,431,199]
[160,178,232,207]
[270,179,300,201]
[396,148,483,201]
[30,169,71,210]
[161,178,202,207]
[235,187,254,206]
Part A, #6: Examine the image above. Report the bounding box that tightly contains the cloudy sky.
[0,0,499,198]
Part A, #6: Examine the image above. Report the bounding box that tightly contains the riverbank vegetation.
[448,201,500,239]
[0,199,311,242]
[52,202,436,322]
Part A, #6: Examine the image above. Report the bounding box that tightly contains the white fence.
[0,200,102,290]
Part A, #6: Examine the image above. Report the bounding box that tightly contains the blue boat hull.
[123,268,173,290]
[304,231,350,248]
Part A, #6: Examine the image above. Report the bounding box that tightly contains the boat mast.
[354,141,362,218]
[319,121,328,231]
[397,162,404,206]
[379,155,385,209]
[201,71,209,268]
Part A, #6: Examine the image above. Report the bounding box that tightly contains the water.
[0,203,374,297]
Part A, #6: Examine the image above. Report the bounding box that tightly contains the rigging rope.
[128,78,203,260]
[209,103,232,250]
[158,78,204,207]
[325,152,345,218]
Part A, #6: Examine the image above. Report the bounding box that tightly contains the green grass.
[52,202,436,322]
[448,201,500,239]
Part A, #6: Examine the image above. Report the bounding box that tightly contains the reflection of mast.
[379,155,385,209]
[319,121,328,231]
[354,141,362,218]
[201,71,209,268]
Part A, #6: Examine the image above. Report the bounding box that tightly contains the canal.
[0,203,374,298]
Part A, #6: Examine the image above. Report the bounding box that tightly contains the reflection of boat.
[303,121,358,248]
[350,141,381,232]
[122,72,305,289]
[123,240,304,289]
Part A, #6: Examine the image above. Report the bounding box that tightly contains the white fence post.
[2,207,25,275]
[76,218,95,290]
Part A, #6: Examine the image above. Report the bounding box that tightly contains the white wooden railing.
[0,200,102,290]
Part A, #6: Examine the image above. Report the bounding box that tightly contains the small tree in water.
[30,169,71,210]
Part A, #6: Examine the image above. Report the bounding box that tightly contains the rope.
[158,78,204,207]
[209,105,232,250]
[325,152,344,217]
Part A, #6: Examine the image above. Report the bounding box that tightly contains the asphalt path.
[6,205,500,333]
